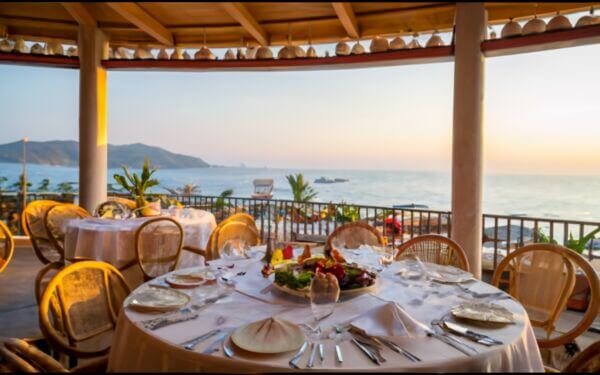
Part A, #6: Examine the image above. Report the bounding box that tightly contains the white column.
[78,25,108,212]
[451,3,486,279]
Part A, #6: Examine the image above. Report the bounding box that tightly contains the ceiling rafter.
[219,2,269,46]
[61,3,96,27]
[332,3,359,39]
[107,2,173,45]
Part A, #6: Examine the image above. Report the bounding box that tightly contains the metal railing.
[174,194,452,247]
[1,192,598,268]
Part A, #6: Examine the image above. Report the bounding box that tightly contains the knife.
[351,338,380,365]
[443,321,503,346]
[182,328,222,350]
[289,341,309,369]
[424,325,475,356]
[202,330,232,354]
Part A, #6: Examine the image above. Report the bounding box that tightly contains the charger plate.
[127,286,190,312]
[451,302,515,324]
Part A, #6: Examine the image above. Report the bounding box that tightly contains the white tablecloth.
[64,209,217,287]
[107,249,544,373]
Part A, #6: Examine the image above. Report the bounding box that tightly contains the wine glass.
[379,238,396,267]
[220,238,249,260]
[309,272,340,330]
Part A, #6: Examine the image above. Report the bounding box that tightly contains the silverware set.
[348,326,421,364]
[180,327,236,352]
[287,324,423,368]
[139,292,229,331]
[435,320,503,346]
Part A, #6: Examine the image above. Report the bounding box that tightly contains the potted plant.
[113,158,160,217]
[285,173,318,223]
[564,228,600,311]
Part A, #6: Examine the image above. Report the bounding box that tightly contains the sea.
[1,162,599,222]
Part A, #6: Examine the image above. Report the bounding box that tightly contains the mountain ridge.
[0,140,210,169]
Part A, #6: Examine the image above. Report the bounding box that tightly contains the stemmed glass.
[298,272,340,366]
[220,238,249,260]
[310,272,340,322]
[379,239,396,267]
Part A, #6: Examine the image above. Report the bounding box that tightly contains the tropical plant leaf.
[566,227,600,254]
[141,158,150,182]
[286,173,317,202]
[121,165,134,185]
[220,189,234,198]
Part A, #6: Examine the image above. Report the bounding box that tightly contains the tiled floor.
[0,246,43,339]
[1,247,599,361]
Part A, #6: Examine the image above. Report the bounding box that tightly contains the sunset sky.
[1,26,599,175]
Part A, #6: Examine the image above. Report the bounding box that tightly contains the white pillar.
[78,26,108,212]
[451,3,486,279]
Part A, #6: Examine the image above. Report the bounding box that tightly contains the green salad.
[274,270,314,290]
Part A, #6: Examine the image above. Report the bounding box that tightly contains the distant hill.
[0,140,210,169]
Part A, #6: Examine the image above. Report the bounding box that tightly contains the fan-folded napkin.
[351,301,427,337]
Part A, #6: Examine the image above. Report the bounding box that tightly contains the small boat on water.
[314,177,349,184]
[251,179,274,199]
[393,204,429,209]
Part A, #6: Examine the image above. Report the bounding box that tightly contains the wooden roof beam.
[219,2,269,46]
[107,2,173,46]
[61,3,96,27]
[332,3,359,39]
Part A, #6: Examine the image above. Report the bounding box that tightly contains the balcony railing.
[2,192,598,270]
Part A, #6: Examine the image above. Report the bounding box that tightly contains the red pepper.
[325,263,346,282]
[283,244,294,259]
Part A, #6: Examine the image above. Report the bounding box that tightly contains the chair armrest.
[182,246,206,257]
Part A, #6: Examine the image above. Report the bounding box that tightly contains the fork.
[334,325,344,364]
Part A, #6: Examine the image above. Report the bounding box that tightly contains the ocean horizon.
[1,161,599,222]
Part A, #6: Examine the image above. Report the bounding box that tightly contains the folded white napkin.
[351,301,428,338]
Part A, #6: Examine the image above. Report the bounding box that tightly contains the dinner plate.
[426,265,474,284]
[127,286,190,312]
[231,317,305,354]
[450,302,516,324]
[272,277,378,298]
[165,272,210,289]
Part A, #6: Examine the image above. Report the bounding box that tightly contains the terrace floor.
[1,246,599,366]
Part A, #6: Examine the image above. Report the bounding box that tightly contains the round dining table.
[63,208,217,287]
[107,247,544,373]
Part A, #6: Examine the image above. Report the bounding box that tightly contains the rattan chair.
[325,222,384,250]
[21,200,61,264]
[43,204,90,262]
[221,212,259,233]
[395,234,470,271]
[563,339,600,372]
[492,244,600,348]
[38,261,130,361]
[194,213,260,261]
[213,221,260,260]
[0,337,108,373]
[35,261,65,305]
[134,217,184,281]
[0,220,14,273]
[0,337,67,372]
[34,258,94,305]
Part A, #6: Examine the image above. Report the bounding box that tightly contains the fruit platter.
[262,246,378,298]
